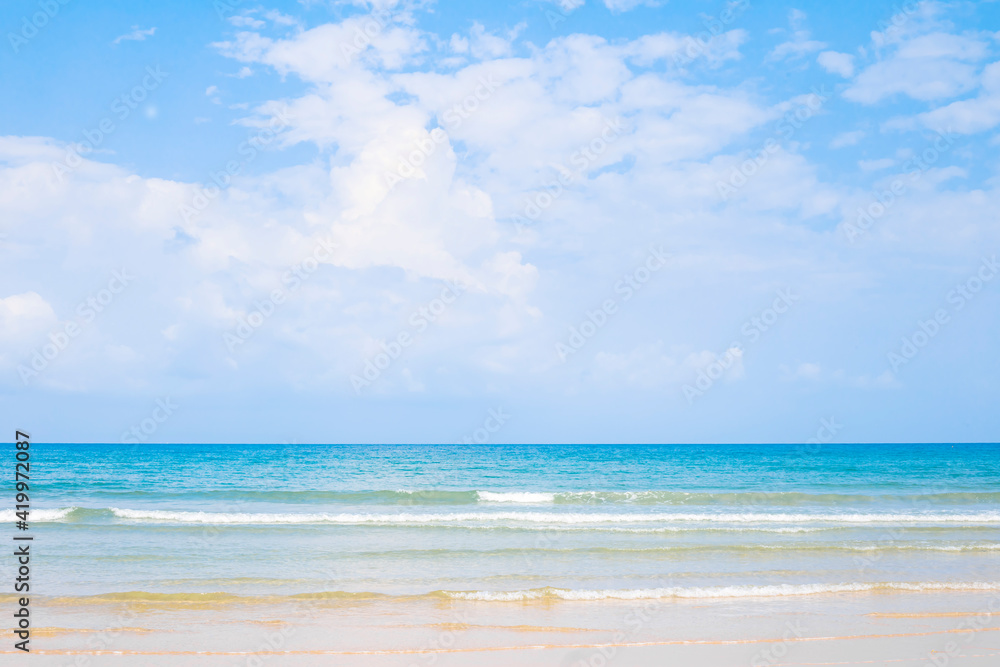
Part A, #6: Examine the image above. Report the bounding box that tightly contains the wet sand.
[5,590,1000,666]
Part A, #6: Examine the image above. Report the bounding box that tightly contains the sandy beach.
[8,590,1000,665]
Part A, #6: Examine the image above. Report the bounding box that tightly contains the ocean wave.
[517,543,1000,554]
[445,581,1000,601]
[0,508,75,522]
[36,582,1000,606]
[477,492,557,503]
[12,507,1000,528]
[0,507,833,532]
[106,508,1000,525]
[311,543,1000,559]
[552,491,1000,506]
[414,525,830,534]
[45,489,1000,506]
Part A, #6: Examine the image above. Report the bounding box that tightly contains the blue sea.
[8,443,1000,603]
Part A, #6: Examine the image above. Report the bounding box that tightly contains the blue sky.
[2,0,999,444]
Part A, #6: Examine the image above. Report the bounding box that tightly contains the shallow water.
[9,443,1000,602]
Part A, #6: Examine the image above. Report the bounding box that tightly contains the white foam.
[0,508,74,522]
[499,525,826,534]
[107,508,1000,525]
[477,492,556,503]
[446,581,1000,601]
[843,544,1000,552]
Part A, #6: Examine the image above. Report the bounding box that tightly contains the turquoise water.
[7,443,1000,601]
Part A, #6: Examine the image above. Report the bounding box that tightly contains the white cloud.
[858,370,901,390]
[625,29,749,68]
[829,130,866,148]
[466,22,524,60]
[795,362,821,379]
[214,17,428,77]
[769,37,826,62]
[602,0,663,12]
[112,26,156,45]
[0,13,779,393]
[858,158,895,171]
[817,50,854,77]
[0,292,57,346]
[845,32,990,104]
[449,34,469,54]
[780,364,900,389]
[768,10,826,62]
[263,10,299,27]
[585,343,745,391]
[916,61,1000,134]
[7,6,1000,411]
[229,15,266,29]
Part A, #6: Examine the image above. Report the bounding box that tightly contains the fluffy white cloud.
[625,29,749,68]
[768,10,826,62]
[845,32,990,104]
[817,50,854,77]
[5,3,1000,423]
[916,61,1000,134]
[602,0,663,12]
[0,292,57,347]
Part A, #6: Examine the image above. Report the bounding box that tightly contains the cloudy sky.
[2,0,999,444]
